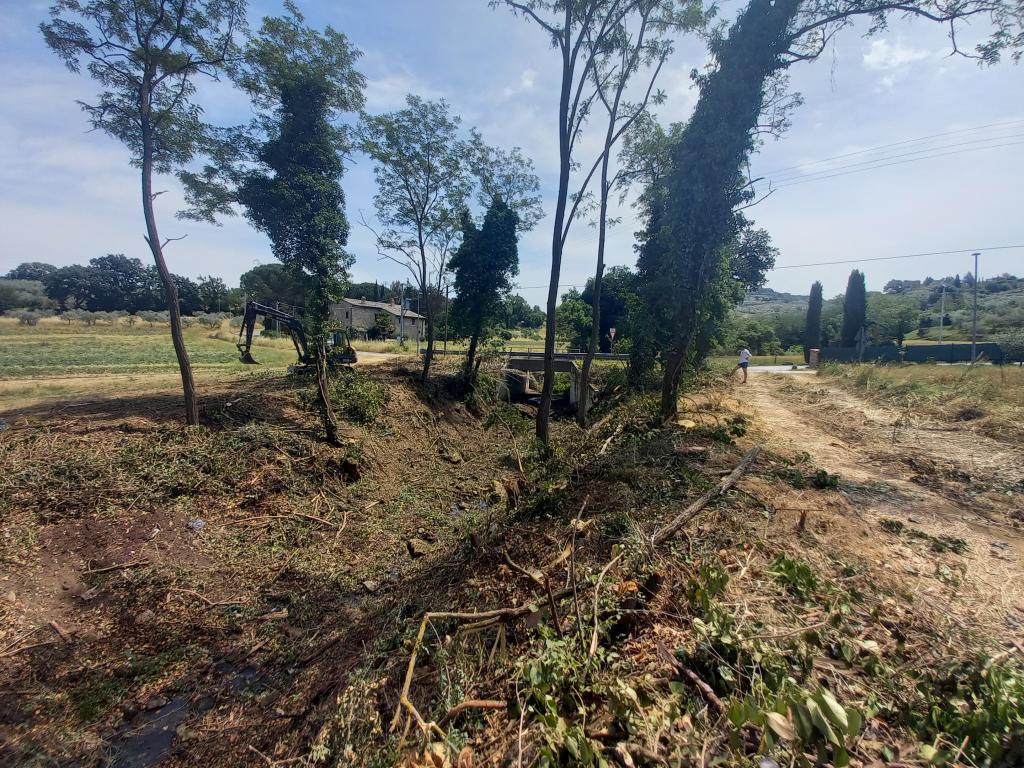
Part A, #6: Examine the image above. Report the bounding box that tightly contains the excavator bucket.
[239,350,259,365]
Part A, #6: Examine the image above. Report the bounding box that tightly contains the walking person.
[732,346,752,383]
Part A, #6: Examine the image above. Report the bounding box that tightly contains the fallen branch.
[0,639,59,659]
[598,424,624,456]
[166,588,245,608]
[677,664,725,715]
[652,445,761,546]
[48,621,72,643]
[220,512,337,528]
[438,699,506,728]
[83,559,149,575]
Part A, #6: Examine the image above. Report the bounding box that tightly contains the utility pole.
[399,283,406,343]
[971,251,980,363]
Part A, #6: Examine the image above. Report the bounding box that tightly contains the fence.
[819,343,1005,364]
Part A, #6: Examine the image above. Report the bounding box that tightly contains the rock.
[5,590,15,605]
[362,580,380,593]
[386,570,401,584]
[489,480,508,504]
[143,695,168,711]
[186,519,206,532]
[441,447,464,464]
[134,609,156,625]
[175,724,198,742]
[121,700,139,719]
[406,538,431,559]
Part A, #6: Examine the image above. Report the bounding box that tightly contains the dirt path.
[736,372,1024,625]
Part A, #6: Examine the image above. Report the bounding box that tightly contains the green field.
[0,317,300,379]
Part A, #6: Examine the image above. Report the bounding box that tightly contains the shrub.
[299,369,390,425]
[12,309,42,326]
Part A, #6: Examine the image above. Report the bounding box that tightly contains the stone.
[143,695,168,711]
[362,580,380,593]
[5,590,15,605]
[490,479,507,504]
[406,538,431,558]
[134,609,156,625]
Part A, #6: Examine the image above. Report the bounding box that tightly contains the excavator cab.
[236,300,357,369]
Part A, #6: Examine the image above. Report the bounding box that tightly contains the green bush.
[299,370,390,425]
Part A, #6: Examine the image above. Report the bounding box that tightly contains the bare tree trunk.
[537,28,575,447]
[577,162,611,427]
[417,243,435,383]
[660,347,685,422]
[464,330,480,379]
[141,126,198,426]
[314,338,340,445]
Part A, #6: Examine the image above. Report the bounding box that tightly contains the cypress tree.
[803,281,823,362]
[840,270,867,347]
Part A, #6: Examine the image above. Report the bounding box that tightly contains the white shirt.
[738,349,752,363]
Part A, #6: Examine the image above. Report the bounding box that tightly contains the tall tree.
[840,269,867,347]
[803,280,823,362]
[359,99,540,382]
[359,96,471,383]
[42,0,246,426]
[5,263,57,282]
[448,198,521,379]
[233,7,363,445]
[576,0,703,426]
[238,263,312,306]
[196,275,229,312]
[497,0,662,445]
[636,0,1020,420]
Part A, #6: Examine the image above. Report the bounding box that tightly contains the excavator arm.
[237,300,310,365]
[236,301,356,367]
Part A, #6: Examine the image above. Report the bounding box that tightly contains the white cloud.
[862,39,933,71]
[503,68,537,98]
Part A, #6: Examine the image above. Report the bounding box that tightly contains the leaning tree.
[41,0,247,426]
[640,0,1022,421]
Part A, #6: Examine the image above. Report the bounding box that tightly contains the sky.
[1,0,1022,307]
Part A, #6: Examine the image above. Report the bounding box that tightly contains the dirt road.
[736,372,1024,624]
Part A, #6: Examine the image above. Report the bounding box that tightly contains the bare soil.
[738,372,1024,627]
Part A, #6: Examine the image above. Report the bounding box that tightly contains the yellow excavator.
[236,300,356,369]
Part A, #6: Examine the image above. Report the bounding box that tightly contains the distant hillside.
[721,272,1023,354]
[736,287,808,315]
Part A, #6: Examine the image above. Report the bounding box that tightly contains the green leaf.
[919,744,939,763]
[806,699,840,746]
[815,688,849,732]
[845,708,862,743]
[792,702,814,742]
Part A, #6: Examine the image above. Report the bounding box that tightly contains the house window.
[345,311,349,319]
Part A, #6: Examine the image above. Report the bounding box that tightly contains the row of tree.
[41,0,1022,441]
[3,258,229,314]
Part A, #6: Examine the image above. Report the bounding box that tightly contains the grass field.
[0,317,299,379]
[819,361,1024,442]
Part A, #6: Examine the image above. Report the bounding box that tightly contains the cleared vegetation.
[3,355,1022,766]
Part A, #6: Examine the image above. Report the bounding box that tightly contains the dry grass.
[819,362,1024,443]
[2,361,1022,767]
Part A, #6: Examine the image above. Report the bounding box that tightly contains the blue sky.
[1,0,1021,307]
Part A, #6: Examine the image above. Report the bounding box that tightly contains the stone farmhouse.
[330,298,425,342]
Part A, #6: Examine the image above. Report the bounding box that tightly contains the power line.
[771,245,1024,270]
[513,244,1024,285]
[758,118,1024,177]
[767,132,1024,185]
[769,140,1024,188]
